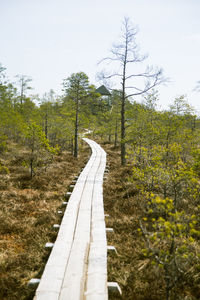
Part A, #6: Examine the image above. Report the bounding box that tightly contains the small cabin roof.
[95,85,111,96]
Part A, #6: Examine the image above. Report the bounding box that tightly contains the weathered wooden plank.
[34,143,97,299]
[59,142,102,300]
[84,139,108,300]
[33,138,108,300]
[34,291,59,300]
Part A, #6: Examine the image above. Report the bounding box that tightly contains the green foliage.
[0,160,9,174]
[129,142,200,209]
[0,61,200,299]
[126,94,200,299]
[192,148,200,175]
[0,134,8,153]
[25,122,59,177]
[62,72,101,156]
[140,195,200,300]
[63,72,89,99]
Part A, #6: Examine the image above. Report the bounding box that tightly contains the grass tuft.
[0,142,90,300]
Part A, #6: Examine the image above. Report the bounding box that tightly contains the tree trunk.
[121,67,126,165]
[114,119,118,148]
[45,112,48,139]
[71,138,73,155]
[20,82,24,106]
[121,102,126,165]
[74,100,79,157]
[30,158,33,178]
[120,32,128,165]
[165,276,170,300]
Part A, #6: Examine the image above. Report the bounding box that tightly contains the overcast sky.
[1,0,200,112]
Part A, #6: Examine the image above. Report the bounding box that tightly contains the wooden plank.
[84,139,108,300]
[33,138,108,300]
[34,142,98,299]
[59,141,101,300]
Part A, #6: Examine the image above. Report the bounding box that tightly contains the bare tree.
[99,17,165,165]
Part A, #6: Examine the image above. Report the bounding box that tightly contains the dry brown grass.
[1,140,199,300]
[0,142,90,300]
[102,143,200,300]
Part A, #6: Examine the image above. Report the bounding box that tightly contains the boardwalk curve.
[33,138,108,300]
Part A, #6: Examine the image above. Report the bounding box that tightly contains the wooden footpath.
[33,138,108,300]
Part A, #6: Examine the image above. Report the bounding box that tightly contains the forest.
[1,18,200,300]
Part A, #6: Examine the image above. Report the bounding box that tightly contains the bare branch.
[125,82,162,98]
[98,16,166,165]
[103,73,123,79]
[125,86,144,92]
[98,56,122,65]
[193,80,200,92]
[139,221,164,265]
[125,70,165,98]
[96,70,122,81]
[125,70,161,80]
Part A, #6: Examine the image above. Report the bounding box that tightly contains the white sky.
[1,0,200,112]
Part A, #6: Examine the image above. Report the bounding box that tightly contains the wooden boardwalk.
[33,138,108,300]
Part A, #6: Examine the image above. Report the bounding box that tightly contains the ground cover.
[103,142,200,300]
[0,141,90,300]
[1,139,199,300]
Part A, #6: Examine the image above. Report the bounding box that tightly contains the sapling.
[139,195,200,300]
[25,122,59,177]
